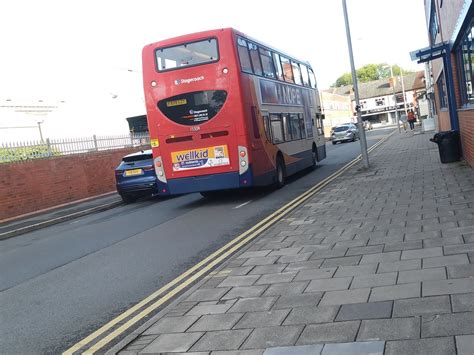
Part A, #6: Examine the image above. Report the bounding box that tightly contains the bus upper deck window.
[237,38,253,73]
[155,38,218,72]
[291,62,302,85]
[248,42,262,76]
[301,65,310,86]
[308,68,317,89]
[259,48,276,79]
[280,56,294,83]
[273,53,284,81]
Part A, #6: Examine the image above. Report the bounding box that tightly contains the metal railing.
[0,133,150,163]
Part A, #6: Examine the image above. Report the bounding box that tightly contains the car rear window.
[123,152,153,163]
[334,126,349,132]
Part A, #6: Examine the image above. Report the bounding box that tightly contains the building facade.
[320,92,353,137]
[328,71,427,127]
[414,0,473,167]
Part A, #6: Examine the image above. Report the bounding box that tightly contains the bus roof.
[143,28,313,69]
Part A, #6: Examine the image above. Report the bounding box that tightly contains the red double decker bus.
[142,28,326,196]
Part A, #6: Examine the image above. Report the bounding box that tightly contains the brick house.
[412,0,473,167]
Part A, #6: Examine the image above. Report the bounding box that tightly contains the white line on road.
[233,200,252,209]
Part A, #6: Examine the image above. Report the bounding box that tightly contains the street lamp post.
[400,68,408,116]
[384,65,401,133]
[342,0,369,169]
[37,121,44,142]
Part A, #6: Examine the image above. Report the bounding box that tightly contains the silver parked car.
[331,123,359,144]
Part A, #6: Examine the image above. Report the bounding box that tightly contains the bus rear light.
[151,81,157,87]
[223,68,229,74]
[162,189,167,193]
[154,156,167,183]
[238,146,249,175]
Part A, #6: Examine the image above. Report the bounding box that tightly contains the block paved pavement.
[117,130,474,355]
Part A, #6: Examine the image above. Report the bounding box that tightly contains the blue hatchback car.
[115,149,158,203]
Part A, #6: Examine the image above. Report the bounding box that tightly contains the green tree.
[332,63,414,87]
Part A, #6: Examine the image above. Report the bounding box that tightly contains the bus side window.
[270,114,284,143]
[273,53,284,81]
[251,106,260,139]
[263,115,272,142]
[291,62,303,86]
[248,42,263,76]
[308,68,317,89]
[237,37,253,73]
[259,48,276,79]
[301,65,310,86]
[280,56,294,83]
[282,114,290,141]
[315,114,324,136]
[289,114,302,140]
[298,113,306,138]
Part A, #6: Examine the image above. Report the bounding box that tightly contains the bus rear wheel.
[275,157,285,188]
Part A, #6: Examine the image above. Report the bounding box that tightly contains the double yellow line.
[64,130,394,354]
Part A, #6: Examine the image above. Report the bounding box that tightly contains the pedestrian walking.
[400,112,408,132]
[408,110,416,130]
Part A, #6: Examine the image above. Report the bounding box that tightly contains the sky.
[0,0,429,142]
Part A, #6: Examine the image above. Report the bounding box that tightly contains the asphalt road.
[0,128,394,354]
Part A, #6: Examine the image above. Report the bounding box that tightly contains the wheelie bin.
[429,130,462,163]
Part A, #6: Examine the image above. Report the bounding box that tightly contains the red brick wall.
[0,147,145,221]
[459,110,474,167]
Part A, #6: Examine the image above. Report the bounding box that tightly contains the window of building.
[429,0,439,45]
[456,20,473,106]
[280,56,294,83]
[291,62,303,85]
[273,53,284,81]
[237,38,252,73]
[259,48,276,79]
[270,114,284,143]
[248,42,262,76]
[437,71,448,109]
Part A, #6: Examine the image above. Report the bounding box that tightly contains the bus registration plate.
[171,145,229,172]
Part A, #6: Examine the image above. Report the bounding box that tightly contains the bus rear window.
[155,38,218,71]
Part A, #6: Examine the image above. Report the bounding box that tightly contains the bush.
[0,145,61,163]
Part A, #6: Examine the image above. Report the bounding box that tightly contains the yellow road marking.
[64,130,395,354]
